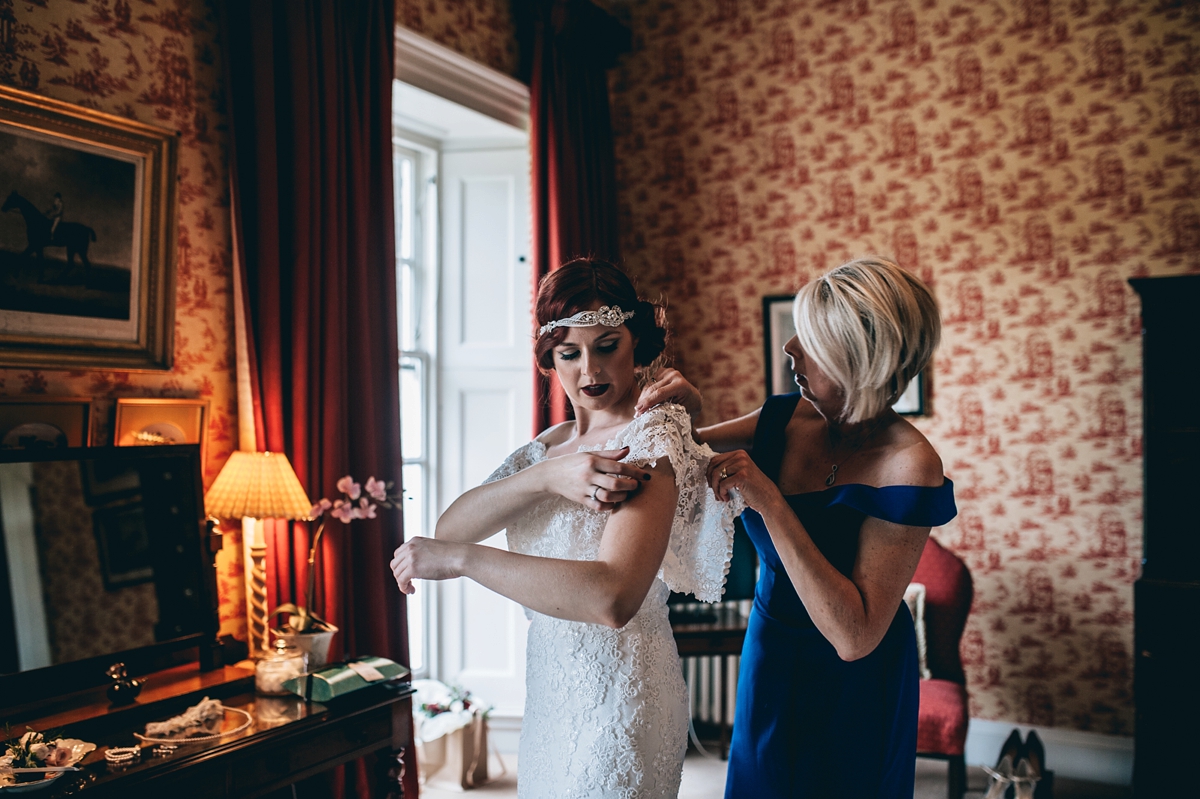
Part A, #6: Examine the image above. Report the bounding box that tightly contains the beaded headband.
[537,305,635,337]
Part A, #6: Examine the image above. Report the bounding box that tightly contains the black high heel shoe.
[1012,731,1045,799]
[983,730,1022,799]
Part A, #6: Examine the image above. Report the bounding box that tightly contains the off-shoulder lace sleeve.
[615,404,743,603]
[482,441,544,485]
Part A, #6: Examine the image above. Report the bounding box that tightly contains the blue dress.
[725,394,957,799]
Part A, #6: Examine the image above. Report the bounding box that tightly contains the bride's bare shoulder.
[536,420,576,449]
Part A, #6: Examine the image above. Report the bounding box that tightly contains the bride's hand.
[635,368,702,417]
[707,450,782,511]
[540,447,651,512]
[391,538,466,594]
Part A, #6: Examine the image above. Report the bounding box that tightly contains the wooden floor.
[417,752,1132,798]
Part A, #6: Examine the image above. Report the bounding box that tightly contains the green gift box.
[282,656,409,702]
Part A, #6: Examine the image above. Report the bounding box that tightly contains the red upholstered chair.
[913,536,974,799]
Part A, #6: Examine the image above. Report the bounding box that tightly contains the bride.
[390,258,738,798]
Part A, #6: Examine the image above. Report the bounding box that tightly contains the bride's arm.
[434,448,653,544]
[393,459,678,629]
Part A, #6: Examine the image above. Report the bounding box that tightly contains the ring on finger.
[590,485,600,502]
[720,468,729,480]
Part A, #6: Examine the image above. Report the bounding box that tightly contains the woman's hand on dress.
[707,450,783,512]
[390,538,466,594]
[540,447,651,512]
[635,368,702,418]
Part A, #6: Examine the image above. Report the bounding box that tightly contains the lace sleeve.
[617,405,743,603]
[482,441,542,485]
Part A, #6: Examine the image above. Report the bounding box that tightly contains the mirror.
[0,446,211,680]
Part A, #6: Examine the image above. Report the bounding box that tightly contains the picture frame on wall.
[761,294,929,416]
[113,397,209,463]
[0,85,178,371]
[763,295,799,397]
[892,372,926,416]
[0,396,92,449]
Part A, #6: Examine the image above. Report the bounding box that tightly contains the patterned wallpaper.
[610,0,1199,736]
[396,0,519,76]
[0,0,244,641]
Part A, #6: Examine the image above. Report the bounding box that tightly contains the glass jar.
[255,638,307,696]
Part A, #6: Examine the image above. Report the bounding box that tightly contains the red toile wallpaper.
[610,0,1199,735]
[396,0,519,76]
[0,0,244,641]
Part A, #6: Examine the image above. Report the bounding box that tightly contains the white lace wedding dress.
[483,404,740,799]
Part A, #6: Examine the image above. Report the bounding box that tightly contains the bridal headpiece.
[537,305,635,337]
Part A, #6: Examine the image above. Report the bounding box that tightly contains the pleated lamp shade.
[205,451,313,520]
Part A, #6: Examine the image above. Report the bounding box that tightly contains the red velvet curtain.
[526,0,631,433]
[222,1,416,796]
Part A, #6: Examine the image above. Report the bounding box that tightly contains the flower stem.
[306,519,326,629]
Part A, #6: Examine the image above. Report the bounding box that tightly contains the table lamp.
[205,451,312,656]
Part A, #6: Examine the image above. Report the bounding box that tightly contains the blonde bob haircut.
[793,257,941,424]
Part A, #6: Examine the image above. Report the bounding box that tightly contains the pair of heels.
[982,729,1044,799]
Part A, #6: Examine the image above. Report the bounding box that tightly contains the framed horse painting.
[0,86,178,370]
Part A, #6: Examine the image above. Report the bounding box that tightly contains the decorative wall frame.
[0,396,92,449]
[762,295,799,397]
[892,372,927,416]
[113,398,209,463]
[0,85,178,371]
[761,294,929,416]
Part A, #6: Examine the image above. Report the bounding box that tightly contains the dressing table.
[0,446,412,797]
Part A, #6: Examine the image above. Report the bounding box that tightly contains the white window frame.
[395,137,439,678]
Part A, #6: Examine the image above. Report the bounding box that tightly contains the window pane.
[402,463,426,539]
[407,572,425,673]
[399,157,413,261]
[399,264,416,352]
[400,356,423,460]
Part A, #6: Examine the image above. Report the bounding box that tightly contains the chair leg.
[947,754,966,799]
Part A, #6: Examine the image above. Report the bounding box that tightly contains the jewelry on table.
[132,696,254,745]
[104,746,141,767]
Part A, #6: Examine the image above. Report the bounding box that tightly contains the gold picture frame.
[113,398,209,462]
[0,85,178,371]
[0,396,92,449]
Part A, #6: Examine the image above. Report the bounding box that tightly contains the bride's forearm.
[434,465,551,543]
[458,545,648,629]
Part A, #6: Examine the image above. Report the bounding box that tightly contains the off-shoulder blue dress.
[725,394,957,799]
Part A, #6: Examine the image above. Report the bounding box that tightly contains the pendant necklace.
[824,421,880,486]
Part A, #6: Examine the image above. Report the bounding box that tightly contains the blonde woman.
[647,257,957,798]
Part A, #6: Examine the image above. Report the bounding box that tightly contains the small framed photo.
[0,396,92,449]
[92,502,153,590]
[113,397,209,462]
[762,295,798,397]
[892,372,927,416]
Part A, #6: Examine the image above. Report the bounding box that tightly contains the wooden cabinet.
[5,664,413,799]
[1129,275,1200,798]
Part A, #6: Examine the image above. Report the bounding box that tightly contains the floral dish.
[1,730,95,793]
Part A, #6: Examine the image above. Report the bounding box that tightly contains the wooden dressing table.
[4,662,413,798]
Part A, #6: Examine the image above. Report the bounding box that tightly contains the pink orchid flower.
[330,499,356,523]
[336,475,362,500]
[366,477,388,502]
[310,497,333,518]
[357,497,378,519]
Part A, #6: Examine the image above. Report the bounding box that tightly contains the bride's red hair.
[534,258,668,374]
